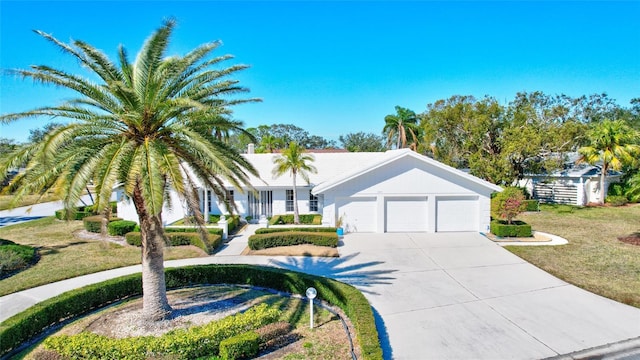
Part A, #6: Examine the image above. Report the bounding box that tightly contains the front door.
[248,191,273,219]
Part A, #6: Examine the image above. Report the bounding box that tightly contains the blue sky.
[1,1,639,143]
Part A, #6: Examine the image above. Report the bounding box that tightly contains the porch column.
[203,189,209,223]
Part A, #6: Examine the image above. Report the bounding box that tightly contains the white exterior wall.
[116,186,188,225]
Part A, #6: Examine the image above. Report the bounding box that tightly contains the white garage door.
[338,197,376,233]
[385,197,428,232]
[436,196,478,232]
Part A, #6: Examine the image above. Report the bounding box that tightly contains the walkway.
[0,195,95,228]
[1,227,639,359]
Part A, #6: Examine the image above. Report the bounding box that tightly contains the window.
[309,191,319,212]
[286,189,294,212]
[223,190,234,212]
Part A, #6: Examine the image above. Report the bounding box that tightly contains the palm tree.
[272,142,317,224]
[578,119,640,204]
[0,21,259,320]
[383,106,421,150]
[260,134,283,153]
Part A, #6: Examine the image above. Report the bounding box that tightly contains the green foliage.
[55,202,118,220]
[248,232,338,250]
[124,232,221,254]
[254,227,337,234]
[219,331,260,360]
[165,227,224,236]
[383,105,421,150]
[0,265,382,360]
[0,240,36,275]
[107,220,137,236]
[269,214,322,225]
[339,132,386,152]
[83,215,122,233]
[491,187,527,224]
[490,220,532,237]
[44,304,279,359]
[523,199,539,212]
[605,195,628,207]
[608,183,627,197]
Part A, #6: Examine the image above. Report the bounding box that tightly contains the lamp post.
[306,287,317,329]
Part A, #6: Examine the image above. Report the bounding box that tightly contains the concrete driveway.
[2,229,639,359]
[319,232,640,359]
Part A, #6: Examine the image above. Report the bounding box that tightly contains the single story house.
[516,163,622,206]
[117,148,502,233]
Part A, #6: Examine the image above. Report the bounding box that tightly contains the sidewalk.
[0,195,95,228]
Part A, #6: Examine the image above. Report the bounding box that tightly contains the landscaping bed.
[242,244,339,257]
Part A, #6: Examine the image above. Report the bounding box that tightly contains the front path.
[1,229,639,359]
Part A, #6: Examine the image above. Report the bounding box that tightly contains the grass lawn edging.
[0,264,382,360]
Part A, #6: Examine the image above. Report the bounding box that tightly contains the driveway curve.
[1,229,639,359]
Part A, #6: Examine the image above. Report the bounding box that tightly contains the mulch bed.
[617,233,640,246]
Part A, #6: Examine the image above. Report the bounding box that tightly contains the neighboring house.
[117,148,502,233]
[516,163,622,206]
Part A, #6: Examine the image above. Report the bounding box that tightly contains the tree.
[259,134,283,153]
[272,141,317,224]
[339,132,386,152]
[578,119,640,204]
[0,21,258,320]
[491,187,527,224]
[28,122,64,144]
[383,106,420,150]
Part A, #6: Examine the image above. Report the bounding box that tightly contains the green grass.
[0,217,206,296]
[510,204,640,307]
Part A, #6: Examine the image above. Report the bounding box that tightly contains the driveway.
[322,232,640,359]
[2,230,639,359]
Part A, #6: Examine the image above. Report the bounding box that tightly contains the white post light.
[306,287,317,329]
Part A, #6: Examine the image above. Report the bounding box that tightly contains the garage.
[436,196,478,232]
[385,197,428,232]
[338,197,376,233]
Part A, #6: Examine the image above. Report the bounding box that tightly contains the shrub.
[254,227,337,234]
[268,214,322,225]
[0,265,382,360]
[83,215,122,233]
[107,220,137,236]
[491,187,527,224]
[523,199,539,212]
[219,331,260,360]
[124,232,222,254]
[606,195,628,207]
[54,209,91,221]
[490,220,532,237]
[255,321,292,344]
[0,239,36,276]
[248,232,338,250]
[165,227,224,236]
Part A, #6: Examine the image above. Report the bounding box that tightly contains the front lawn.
[510,204,640,308]
[0,217,206,296]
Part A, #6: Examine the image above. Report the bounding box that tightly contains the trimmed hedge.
[269,214,322,225]
[219,330,260,360]
[248,232,338,250]
[54,202,118,221]
[254,227,337,234]
[83,215,122,233]
[165,226,224,236]
[490,220,532,237]
[107,220,137,236]
[124,232,222,255]
[0,239,36,275]
[523,199,539,212]
[0,265,382,360]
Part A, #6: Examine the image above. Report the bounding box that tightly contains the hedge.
[55,202,118,221]
[219,330,260,360]
[0,265,382,360]
[490,220,532,237]
[83,215,123,233]
[165,226,224,236]
[523,199,539,212]
[0,239,36,276]
[107,220,137,236]
[248,232,338,250]
[269,214,322,225]
[124,232,222,255]
[254,227,337,234]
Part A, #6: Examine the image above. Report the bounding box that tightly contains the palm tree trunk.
[292,172,300,224]
[132,183,172,321]
[600,163,607,205]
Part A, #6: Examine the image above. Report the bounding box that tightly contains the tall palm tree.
[383,105,421,150]
[578,119,640,204]
[272,142,317,224]
[0,21,259,320]
[260,134,283,153]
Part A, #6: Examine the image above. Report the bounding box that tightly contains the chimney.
[247,143,255,154]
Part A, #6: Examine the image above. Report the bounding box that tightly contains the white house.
[117,148,502,233]
[516,163,622,206]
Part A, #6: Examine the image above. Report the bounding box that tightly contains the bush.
[248,232,338,250]
[54,209,91,221]
[83,215,122,233]
[523,199,539,211]
[107,220,137,236]
[0,265,382,360]
[254,227,337,234]
[268,214,322,225]
[0,240,36,276]
[124,232,222,254]
[219,331,260,360]
[490,220,532,237]
[491,187,527,224]
[606,195,628,207]
[165,227,224,236]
